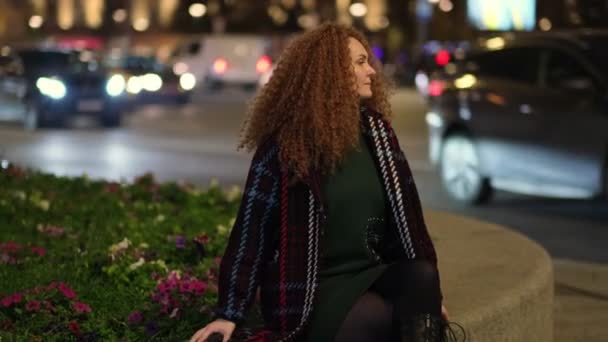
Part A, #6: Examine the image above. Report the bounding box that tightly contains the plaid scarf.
[214,107,438,341]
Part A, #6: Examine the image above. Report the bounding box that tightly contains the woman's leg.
[370,259,450,342]
[333,291,393,342]
[371,259,442,315]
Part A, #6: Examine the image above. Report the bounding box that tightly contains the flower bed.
[0,163,242,341]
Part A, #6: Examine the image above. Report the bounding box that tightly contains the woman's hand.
[189,319,236,342]
[441,305,450,321]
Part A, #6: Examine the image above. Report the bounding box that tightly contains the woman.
[190,23,460,342]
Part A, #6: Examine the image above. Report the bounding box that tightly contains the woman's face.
[348,37,376,99]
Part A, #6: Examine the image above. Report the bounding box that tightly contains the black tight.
[333,260,442,342]
[333,291,394,342]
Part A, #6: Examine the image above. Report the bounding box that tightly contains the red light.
[213,58,228,74]
[428,80,444,97]
[256,55,272,74]
[435,50,451,66]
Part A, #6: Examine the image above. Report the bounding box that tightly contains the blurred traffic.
[0,0,607,206]
[422,30,608,204]
[0,47,125,129]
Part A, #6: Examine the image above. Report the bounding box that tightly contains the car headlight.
[179,73,196,91]
[106,74,126,97]
[142,73,163,92]
[36,77,66,99]
[126,76,142,94]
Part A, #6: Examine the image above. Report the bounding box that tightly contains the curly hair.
[238,22,394,179]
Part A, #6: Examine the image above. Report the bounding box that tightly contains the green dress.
[304,133,390,341]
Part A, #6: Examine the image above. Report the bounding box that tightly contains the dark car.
[0,48,126,129]
[107,55,193,106]
[426,30,608,204]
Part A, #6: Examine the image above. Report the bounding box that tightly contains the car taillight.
[428,80,445,97]
[213,58,228,74]
[256,55,272,74]
[435,49,451,66]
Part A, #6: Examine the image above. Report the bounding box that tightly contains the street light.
[349,3,368,17]
[133,17,149,31]
[438,0,453,12]
[113,9,127,23]
[29,15,44,29]
[539,18,552,31]
[189,3,207,18]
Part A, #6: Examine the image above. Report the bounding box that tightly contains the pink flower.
[127,311,143,325]
[25,300,41,312]
[67,321,81,335]
[179,282,191,293]
[1,296,13,308]
[57,283,77,299]
[72,302,92,313]
[1,293,23,308]
[190,280,208,295]
[0,241,21,253]
[30,246,46,256]
[193,234,210,245]
[157,282,172,293]
[10,293,22,305]
[104,182,121,194]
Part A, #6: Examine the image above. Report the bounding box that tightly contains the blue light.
[372,46,384,62]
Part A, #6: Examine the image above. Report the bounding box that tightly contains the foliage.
[0,163,243,341]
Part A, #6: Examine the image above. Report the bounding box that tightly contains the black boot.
[400,313,466,342]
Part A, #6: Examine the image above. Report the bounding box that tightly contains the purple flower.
[178,282,191,293]
[127,311,143,325]
[144,321,159,336]
[175,235,186,249]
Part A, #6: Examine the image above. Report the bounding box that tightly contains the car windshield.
[19,51,92,73]
[123,56,165,73]
[581,37,608,80]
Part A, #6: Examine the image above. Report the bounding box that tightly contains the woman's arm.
[213,142,282,324]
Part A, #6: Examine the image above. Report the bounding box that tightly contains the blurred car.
[106,55,194,106]
[425,30,608,204]
[258,64,274,88]
[172,35,272,91]
[0,47,126,129]
[414,41,470,100]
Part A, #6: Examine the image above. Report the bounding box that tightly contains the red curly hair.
[239,22,394,179]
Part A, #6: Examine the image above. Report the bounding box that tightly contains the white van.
[172,35,273,91]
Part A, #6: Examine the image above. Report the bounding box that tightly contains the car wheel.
[23,102,40,131]
[440,134,492,204]
[100,111,121,128]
